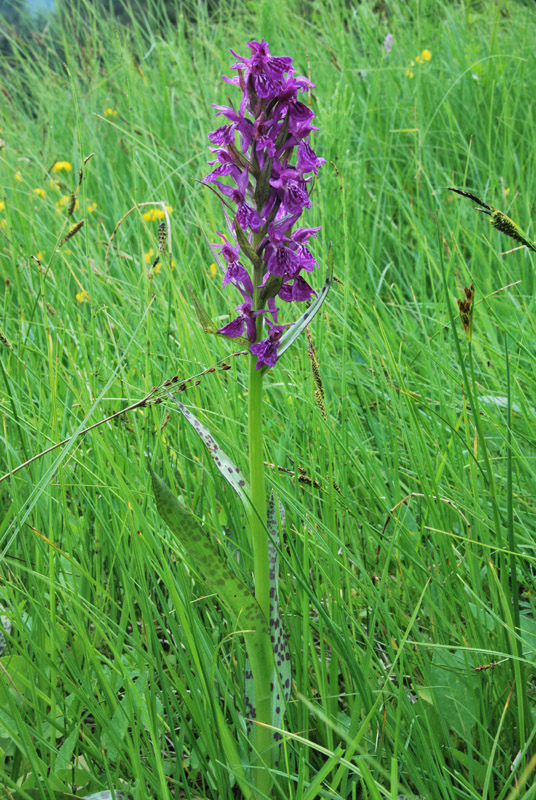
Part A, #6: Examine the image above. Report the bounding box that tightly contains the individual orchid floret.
[218,300,266,342]
[249,322,289,369]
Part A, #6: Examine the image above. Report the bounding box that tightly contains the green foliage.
[1,0,536,797]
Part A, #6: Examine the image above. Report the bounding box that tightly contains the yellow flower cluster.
[52,161,72,173]
[0,201,5,212]
[15,171,22,182]
[33,187,46,198]
[76,289,89,303]
[142,205,173,222]
[406,49,432,79]
[209,262,217,277]
[87,202,98,213]
[145,248,155,263]
[104,108,118,117]
[416,49,432,63]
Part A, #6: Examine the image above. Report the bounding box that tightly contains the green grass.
[1,0,536,797]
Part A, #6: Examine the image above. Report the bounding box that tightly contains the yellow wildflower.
[153,262,162,275]
[104,108,118,117]
[15,171,22,182]
[0,201,5,212]
[33,187,46,198]
[36,252,44,261]
[76,289,89,303]
[145,248,155,263]
[87,201,97,213]
[142,205,173,222]
[415,55,422,64]
[170,260,176,269]
[209,262,217,277]
[406,69,414,79]
[421,49,431,61]
[52,161,72,173]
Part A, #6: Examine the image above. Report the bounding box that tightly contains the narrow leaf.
[276,244,334,362]
[258,274,283,307]
[234,220,262,271]
[255,156,273,210]
[83,793,133,800]
[167,396,250,508]
[187,283,219,334]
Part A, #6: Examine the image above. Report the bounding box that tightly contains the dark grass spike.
[306,327,327,422]
[158,221,167,252]
[448,187,492,212]
[449,187,536,253]
[59,219,85,247]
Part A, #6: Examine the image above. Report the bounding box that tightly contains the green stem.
[248,359,269,620]
[247,353,272,794]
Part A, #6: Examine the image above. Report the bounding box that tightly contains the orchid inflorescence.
[203,39,325,369]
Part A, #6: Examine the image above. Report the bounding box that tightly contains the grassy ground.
[1,0,536,798]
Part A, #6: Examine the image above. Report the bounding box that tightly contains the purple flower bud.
[384,33,393,54]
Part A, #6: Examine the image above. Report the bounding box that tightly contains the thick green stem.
[246,216,274,793]
[248,360,269,620]
[247,353,272,794]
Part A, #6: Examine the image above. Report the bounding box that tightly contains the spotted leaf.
[245,492,291,742]
[167,396,250,508]
[150,468,272,730]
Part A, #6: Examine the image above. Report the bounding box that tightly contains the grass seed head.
[457,282,475,341]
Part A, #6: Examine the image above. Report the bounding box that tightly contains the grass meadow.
[1,0,536,798]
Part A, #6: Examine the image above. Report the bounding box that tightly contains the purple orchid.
[203,39,323,368]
